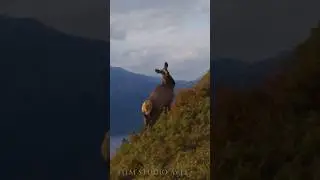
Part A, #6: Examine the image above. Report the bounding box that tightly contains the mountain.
[110,71,211,179]
[110,66,192,136]
[214,51,293,90]
[0,16,108,180]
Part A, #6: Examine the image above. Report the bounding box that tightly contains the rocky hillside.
[109,71,210,179]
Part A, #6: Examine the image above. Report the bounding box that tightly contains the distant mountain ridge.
[214,52,293,89]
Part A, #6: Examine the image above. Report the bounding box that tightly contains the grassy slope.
[214,25,320,179]
[110,72,211,180]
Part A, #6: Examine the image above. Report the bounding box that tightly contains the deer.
[141,62,176,128]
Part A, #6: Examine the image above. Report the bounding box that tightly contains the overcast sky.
[110,0,210,81]
[1,0,320,80]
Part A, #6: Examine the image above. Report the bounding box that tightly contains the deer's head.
[155,62,175,88]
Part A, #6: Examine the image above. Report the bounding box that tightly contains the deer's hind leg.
[143,114,152,127]
[165,99,173,113]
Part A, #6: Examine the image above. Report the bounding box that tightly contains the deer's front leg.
[163,106,170,114]
[143,114,151,127]
[167,105,171,112]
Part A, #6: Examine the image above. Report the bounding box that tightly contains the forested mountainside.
[214,23,320,179]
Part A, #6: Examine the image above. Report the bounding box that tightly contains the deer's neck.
[161,78,175,89]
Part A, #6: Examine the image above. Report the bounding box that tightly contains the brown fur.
[142,62,175,127]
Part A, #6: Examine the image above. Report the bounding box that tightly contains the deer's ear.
[164,62,168,69]
[155,69,162,73]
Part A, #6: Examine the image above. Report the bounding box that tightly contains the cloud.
[110,0,210,81]
[212,0,320,62]
[110,26,126,40]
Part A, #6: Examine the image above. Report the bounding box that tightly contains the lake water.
[110,135,127,157]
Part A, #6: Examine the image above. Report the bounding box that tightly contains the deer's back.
[149,85,174,109]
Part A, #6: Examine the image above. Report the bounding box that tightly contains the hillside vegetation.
[214,24,320,179]
[110,71,211,180]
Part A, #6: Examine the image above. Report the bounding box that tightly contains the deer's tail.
[141,99,153,116]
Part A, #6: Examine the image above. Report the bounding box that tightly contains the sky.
[110,0,210,81]
[1,0,320,80]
